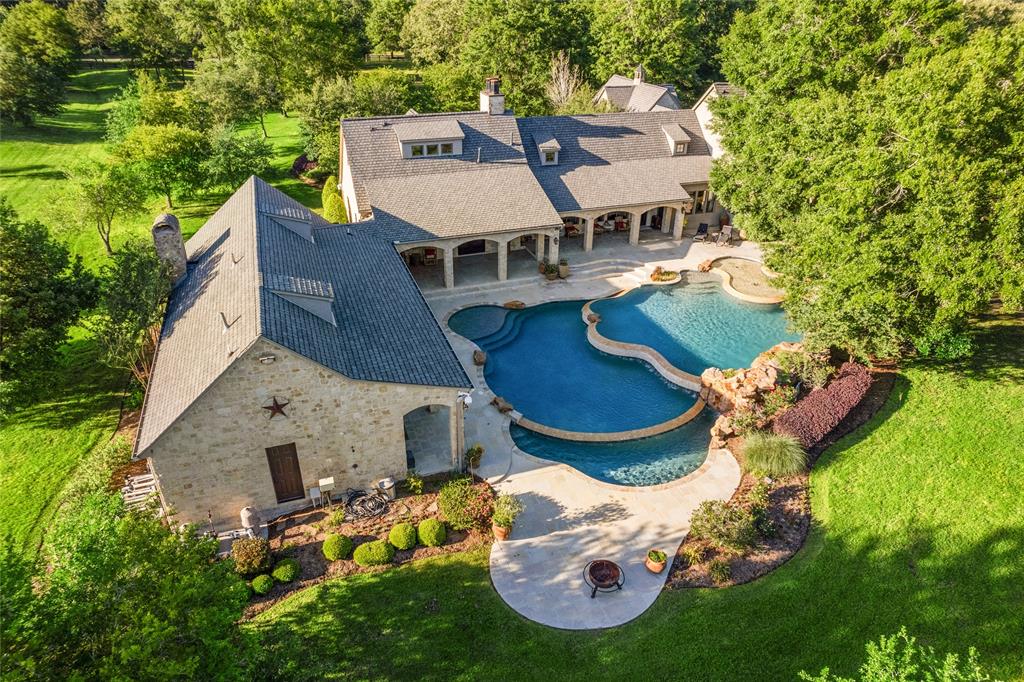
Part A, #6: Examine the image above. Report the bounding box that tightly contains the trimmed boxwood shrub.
[353,540,395,566]
[251,574,273,595]
[271,558,300,583]
[388,522,417,550]
[438,477,494,531]
[742,431,807,477]
[417,518,446,547]
[689,500,756,551]
[231,537,270,576]
[774,362,873,448]
[322,533,353,561]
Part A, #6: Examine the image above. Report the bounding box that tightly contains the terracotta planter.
[492,523,511,541]
[645,555,667,573]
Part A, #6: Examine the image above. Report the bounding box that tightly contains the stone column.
[443,247,455,288]
[584,216,594,252]
[662,208,673,234]
[548,232,559,264]
[673,206,686,240]
[497,240,508,281]
[535,232,546,262]
[628,212,640,246]
[451,399,462,470]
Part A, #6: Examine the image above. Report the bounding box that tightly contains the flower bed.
[242,476,492,618]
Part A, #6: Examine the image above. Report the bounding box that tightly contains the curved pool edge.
[514,397,706,443]
[708,257,786,305]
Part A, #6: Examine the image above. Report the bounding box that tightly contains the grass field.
[249,317,1024,681]
[0,65,314,554]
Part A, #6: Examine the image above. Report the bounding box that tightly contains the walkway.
[431,237,753,629]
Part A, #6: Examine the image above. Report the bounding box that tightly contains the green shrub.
[322,533,353,561]
[417,518,446,547]
[775,349,834,389]
[647,549,667,563]
[251,574,273,595]
[231,537,270,576]
[353,540,395,566]
[761,384,797,419]
[321,175,337,208]
[743,431,807,477]
[730,408,761,436]
[403,471,425,495]
[323,191,347,223]
[464,443,484,469]
[690,501,756,551]
[491,493,524,529]
[326,509,346,527]
[271,557,300,583]
[747,481,776,537]
[681,544,706,567]
[388,522,417,550]
[708,558,731,584]
[438,477,494,531]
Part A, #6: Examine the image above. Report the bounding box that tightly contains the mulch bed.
[667,369,897,589]
[241,480,491,619]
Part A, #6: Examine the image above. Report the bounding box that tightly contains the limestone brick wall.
[144,338,461,529]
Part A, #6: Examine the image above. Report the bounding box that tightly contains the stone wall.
[144,338,462,529]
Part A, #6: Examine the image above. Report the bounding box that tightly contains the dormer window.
[662,123,691,156]
[392,118,465,159]
[674,141,689,155]
[535,129,560,166]
[543,150,558,165]
[408,142,457,158]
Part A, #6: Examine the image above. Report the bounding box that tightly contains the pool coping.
[708,256,786,304]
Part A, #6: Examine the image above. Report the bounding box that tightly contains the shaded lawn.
[0,332,123,555]
[249,317,1024,681]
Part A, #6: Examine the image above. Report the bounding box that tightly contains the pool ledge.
[709,257,786,305]
[581,295,704,392]
[515,397,706,443]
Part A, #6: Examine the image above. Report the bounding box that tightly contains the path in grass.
[248,316,1024,681]
[0,332,123,554]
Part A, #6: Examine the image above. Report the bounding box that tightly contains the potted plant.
[645,548,668,573]
[544,263,559,281]
[464,443,484,472]
[491,493,524,541]
[558,257,569,279]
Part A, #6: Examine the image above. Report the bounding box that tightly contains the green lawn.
[248,316,1024,681]
[0,331,123,554]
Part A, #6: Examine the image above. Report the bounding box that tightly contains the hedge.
[353,540,395,567]
[773,362,873,448]
[322,533,353,561]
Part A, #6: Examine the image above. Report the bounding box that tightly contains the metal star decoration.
[262,396,289,419]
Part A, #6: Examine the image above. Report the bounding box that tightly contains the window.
[411,144,424,157]
[690,190,708,214]
[543,150,558,165]
[674,141,688,155]
[426,143,439,155]
[441,142,454,154]
[706,193,716,213]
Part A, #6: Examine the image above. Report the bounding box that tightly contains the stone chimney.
[479,76,505,115]
[152,213,187,286]
[633,64,647,83]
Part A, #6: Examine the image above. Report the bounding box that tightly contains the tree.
[2,493,253,680]
[66,0,108,58]
[691,0,754,97]
[105,0,191,76]
[0,200,98,409]
[367,0,413,56]
[800,627,992,682]
[590,0,699,94]
[202,127,273,190]
[711,0,1024,359]
[0,0,79,124]
[57,161,147,255]
[90,238,172,388]
[117,123,209,208]
[545,50,586,112]
[459,0,594,115]
[416,62,479,112]
[402,0,472,65]
[189,56,282,136]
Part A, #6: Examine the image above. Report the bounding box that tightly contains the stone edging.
[708,257,785,304]
[514,398,706,443]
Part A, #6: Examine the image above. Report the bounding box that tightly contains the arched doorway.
[403,405,453,475]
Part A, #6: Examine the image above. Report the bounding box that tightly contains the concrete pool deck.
[429,238,756,629]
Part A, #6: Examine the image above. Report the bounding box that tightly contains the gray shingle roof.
[596,75,682,112]
[136,177,470,454]
[391,118,465,143]
[516,111,712,212]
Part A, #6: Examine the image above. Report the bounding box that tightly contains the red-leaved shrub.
[773,362,873,448]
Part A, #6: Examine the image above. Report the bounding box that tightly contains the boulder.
[503,300,526,310]
[698,259,715,273]
[586,313,601,324]
[491,396,514,413]
[472,350,487,366]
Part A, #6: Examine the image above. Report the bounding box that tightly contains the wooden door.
[265,443,305,503]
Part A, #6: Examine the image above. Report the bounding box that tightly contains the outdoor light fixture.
[258,353,276,364]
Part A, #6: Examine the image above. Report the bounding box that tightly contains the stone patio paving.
[429,237,759,629]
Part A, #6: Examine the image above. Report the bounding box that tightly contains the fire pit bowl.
[583,559,625,598]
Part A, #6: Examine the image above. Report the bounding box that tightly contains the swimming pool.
[590,280,800,375]
[448,280,797,486]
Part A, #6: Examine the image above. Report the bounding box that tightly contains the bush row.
[321,519,447,564]
[773,362,873,448]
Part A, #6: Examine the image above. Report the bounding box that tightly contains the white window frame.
[411,144,425,157]
[542,149,558,165]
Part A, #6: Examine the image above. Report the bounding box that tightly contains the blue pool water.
[510,412,716,486]
[591,280,800,375]
[449,301,698,433]
[448,281,797,486]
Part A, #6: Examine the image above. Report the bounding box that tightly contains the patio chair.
[564,223,581,237]
[423,248,438,265]
[715,224,734,246]
[614,218,628,232]
[692,223,709,241]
